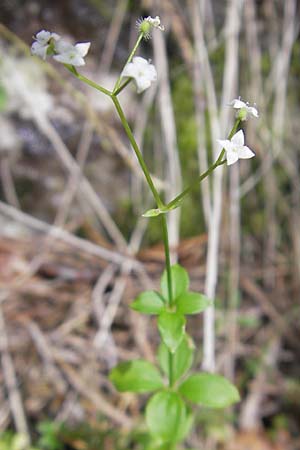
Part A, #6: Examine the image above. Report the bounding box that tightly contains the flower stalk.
[113,32,144,94]
[111,95,163,208]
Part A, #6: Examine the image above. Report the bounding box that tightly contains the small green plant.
[37,422,64,450]
[31,16,259,449]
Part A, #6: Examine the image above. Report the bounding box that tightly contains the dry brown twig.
[0,298,30,440]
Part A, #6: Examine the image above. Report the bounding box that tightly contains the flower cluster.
[31,30,90,66]
[215,97,258,165]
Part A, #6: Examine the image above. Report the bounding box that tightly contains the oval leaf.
[131,291,165,315]
[158,312,186,354]
[146,391,187,442]
[158,334,194,382]
[161,264,189,302]
[176,406,194,442]
[109,360,164,393]
[179,373,240,408]
[176,292,211,315]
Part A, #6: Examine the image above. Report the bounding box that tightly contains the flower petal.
[36,30,52,44]
[136,77,151,93]
[55,39,73,53]
[247,106,259,118]
[75,42,91,57]
[132,56,149,67]
[31,42,48,59]
[217,139,234,153]
[53,52,85,66]
[231,130,244,147]
[122,62,136,78]
[231,99,246,109]
[237,146,255,159]
[226,151,239,166]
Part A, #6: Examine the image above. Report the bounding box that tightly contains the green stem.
[161,215,173,307]
[68,67,112,97]
[111,95,163,207]
[165,119,241,210]
[113,32,144,94]
[161,214,174,387]
[113,78,132,96]
[229,118,241,138]
[166,158,226,210]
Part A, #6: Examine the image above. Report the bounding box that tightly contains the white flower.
[121,56,157,93]
[31,30,60,60]
[217,130,255,166]
[144,16,165,31]
[230,97,259,120]
[136,15,164,39]
[53,40,91,66]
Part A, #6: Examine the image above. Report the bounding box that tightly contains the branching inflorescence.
[31,16,259,449]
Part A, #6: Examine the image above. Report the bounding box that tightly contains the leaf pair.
[145,373,240,444]
[131,264,211,316]
[110,359,240,408]
[131,265,211,354]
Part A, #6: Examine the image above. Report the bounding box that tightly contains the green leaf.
[131,291,165,315]
[146,391,187,443]
[158,334,194,382]
[179,373,240,408]
[160,264,189,302]
[158,312,186,353]
[176,406,194,442]
[109,360,164,393]
[176,292,211,315]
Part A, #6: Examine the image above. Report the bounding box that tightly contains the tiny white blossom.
[121,56,157,93]
[53,40,91,66]
[230,97,259,120]
[144,16,165,31]
[217,130,255,166]
[136,15,164,39]
[31,30,60,60]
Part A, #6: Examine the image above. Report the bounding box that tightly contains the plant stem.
[113,78,132,96]
[113,32,144,94]
[111,95,163,207]
[230,118,241,138]
[73,71,112,97]
[165,119,241,210]
[161,214,175,387]
[161,215,173,307]
[166,158,226,210]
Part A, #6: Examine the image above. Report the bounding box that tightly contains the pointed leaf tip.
[130,291,165,315]
[160,264,189,302]
[176,292,212,315]
[158,311,186,353]
[109,359,164,393]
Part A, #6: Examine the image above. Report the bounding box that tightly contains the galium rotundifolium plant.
[31,16,259,449]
